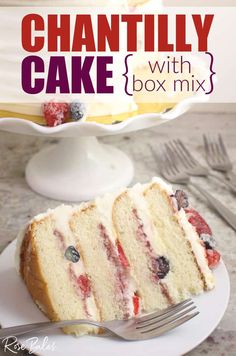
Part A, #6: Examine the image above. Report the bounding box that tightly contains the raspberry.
[206,249,221,268]
[185,208,212,236]
[133,294,140,316]
[43,101,69,127]
[70,100,86,121]
[117,241,130,268]
[77,275,91,298]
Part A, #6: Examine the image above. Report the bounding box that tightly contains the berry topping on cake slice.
[185,208,212,236]
[206,249,221,268]
[132,293,140,316]
[185,208,220,268]
[77,275,92,299]
[117,240,130,268]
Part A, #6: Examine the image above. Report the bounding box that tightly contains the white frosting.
[177,209,215,289]
[128,182,155,240]
[95,190,137,316]
[53,205,100,318]
[151,176,174,195]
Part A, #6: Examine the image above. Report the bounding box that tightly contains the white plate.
[0,240,230,356]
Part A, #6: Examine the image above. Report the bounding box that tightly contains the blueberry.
[204,241,213,250]
[156,256,170,279]
[200,234,216,250]
[65,246,80,263]
[70,101,86,121]
[175,190,189,210]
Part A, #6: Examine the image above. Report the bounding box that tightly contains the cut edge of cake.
[15,177,219,336]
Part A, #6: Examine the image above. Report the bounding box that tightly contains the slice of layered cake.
[16,177,220,335]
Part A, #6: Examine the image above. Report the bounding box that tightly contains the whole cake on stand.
[0,0,166,126]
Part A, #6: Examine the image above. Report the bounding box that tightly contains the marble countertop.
[0,111,235,356]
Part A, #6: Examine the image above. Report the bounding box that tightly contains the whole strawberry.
[43,101,69,127]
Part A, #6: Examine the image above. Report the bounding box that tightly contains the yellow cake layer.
[0,103,174,125]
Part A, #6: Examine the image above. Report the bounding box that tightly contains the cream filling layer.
[130,178,214,289]
[177,210,215,289]
[16,205,99,320]
[52,205,99,319]
[95,193,138,316]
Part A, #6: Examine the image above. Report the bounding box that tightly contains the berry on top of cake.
[16,177,220,336]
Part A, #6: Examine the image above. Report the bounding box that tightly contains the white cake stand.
[0,95,205,201]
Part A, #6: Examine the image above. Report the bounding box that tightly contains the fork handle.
[0,319,103,339]
[189,182,236,231]
[226,171,236,184]
[208,172,236,193]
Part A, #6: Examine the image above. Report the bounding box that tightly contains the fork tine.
[204,134,232,170]
[136,304,196,330]
[161,148,174,176]
[167,140,189,169]
[218,134,228,158]
[213,138,222,163]
[176,139,196,167]
[164,144,179,174]
[136,299,193,324]
[218,134,231,166]
[139,312,199,340]
[137,305,196,332]
[204,134,217,165]
[158,150,171,176]
[204,134,216,164]
[203,134,210,160]
[212,137,221,164]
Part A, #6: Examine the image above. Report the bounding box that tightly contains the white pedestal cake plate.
[0,95,204,201]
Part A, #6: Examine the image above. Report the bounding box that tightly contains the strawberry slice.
[185,208,212,236]
[133,294,140,316]
[77,275,91,298]
[206,249,221,268]
[117,241,130,268]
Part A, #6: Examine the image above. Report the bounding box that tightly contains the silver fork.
[0,299,198,341]
[157,148,236,231]
[165,139,236,193]
[203,134,236,183]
